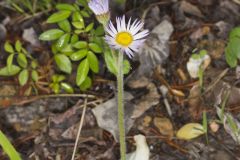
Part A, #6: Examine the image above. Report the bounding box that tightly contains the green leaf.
[70,34,79,44]
[72,11,84,22]
[21,48,28,54]
[47,10,71,23]
[70,49,88,61]
[94,26,104,36]
[85,23,94,32]
[80,76,92,91]
[0,130,22,160]
[77,0,88,7]
[51,83,60,94]
[191,54,200,60]
[230,27,240,39]
[123,59,131,75]
[72,22,84,29]
[80,10,90,18]
[31,61,38,69]
[4,41,14,53]
[104,50,117,75]
[52,75,65,83]
[225,47,237,68]
[87,51,99,73]
[61,45,74,56]
[56,75,66,82]
[199,50,207,58]
[17,53,28,68]
[39,29,64,41]
[89,43,102,53]
[18,69,29,86]
[31,70,39,82]
[228,37,240,59]
[0,65,21,76]
[54,54,72,74]
[72,11,84,29]
[73,41,88,49]
[56,3,76,11]
[61,82,74,93]
[15,40,22,52]
[73,4,81,11]
[202,111,208,133]
[58,20,71,32]
[7,54,14,71]
[76,58,89,86]
[74,29,85,34]
[56,33,71,50]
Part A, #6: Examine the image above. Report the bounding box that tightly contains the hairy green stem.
[117,52,126,160]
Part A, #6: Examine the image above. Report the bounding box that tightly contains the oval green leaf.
[73,41,88,49]
[54,54,72,74]
[51,83,60,94]
[17,53,28,68]
[18,69,29,86]
[225,47,237,68]
[58,20,71,32]
[4,41,14,53]
[87,51,99,73]
[123,59,131,75]
[56,3,76,11]
[80,76,92,91]
[15,40,22,52]
[70,49,88,61]
[70,34,79,44]
[80,10,90,18]
[230,27,240,39]
[76,58,89,86]
[72,11,84,22]
[39,29,64,41]
[104,50,117,75]
[0,65,21,76]
[7,54,14,71]
[47,10,71,23]
[31,70,39,82]
[228,37,240,59]
[72,22,84,29]
[61,82,74,93]
[85,23,94,32]
[56,33,70,51]
[89,43,102,53]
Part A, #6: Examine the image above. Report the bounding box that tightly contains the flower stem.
[117,52,126,160]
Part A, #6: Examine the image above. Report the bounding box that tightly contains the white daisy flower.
[105,15,149,58]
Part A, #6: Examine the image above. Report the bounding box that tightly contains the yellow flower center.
[115,32,133,47]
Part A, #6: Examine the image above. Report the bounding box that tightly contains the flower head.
[88,0,110,25]
[105,16,149,58]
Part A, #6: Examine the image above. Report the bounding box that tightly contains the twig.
[4,94,96,106]
[71,97,88,160]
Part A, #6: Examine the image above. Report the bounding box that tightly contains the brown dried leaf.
[154,117,174,138]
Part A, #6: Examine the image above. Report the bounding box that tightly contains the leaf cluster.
[39,1,104,91]
[0,40,39,86]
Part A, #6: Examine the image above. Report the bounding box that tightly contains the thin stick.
[71,98,88,160]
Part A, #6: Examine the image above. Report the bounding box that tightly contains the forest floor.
[1,0,240,159]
